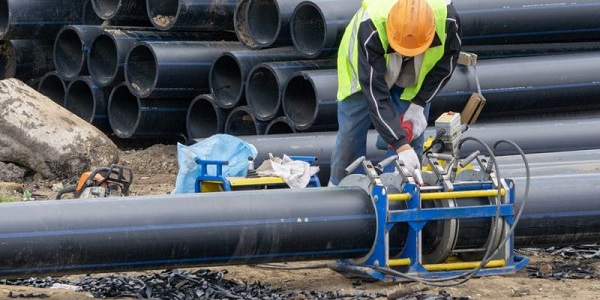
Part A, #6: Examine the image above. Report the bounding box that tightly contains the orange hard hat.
[386,0,436,57]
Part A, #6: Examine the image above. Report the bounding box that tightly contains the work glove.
[396,147,421,177]
[403,103,427,141]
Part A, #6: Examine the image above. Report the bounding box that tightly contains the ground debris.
[526,261,599,279]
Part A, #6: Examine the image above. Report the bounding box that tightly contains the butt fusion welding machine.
[332,111,529,282]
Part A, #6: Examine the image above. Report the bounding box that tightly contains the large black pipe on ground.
[146,0,237,31]
[209,47,306,109]
[125,41,242,98]
[54,25,104,81]
[246,59,336,121]
[186,94,228,140]
[64,76,110,130]
[88,29,236,87]
[462,42,600,60]
[37,71,67,105]
[91,0,150,25]
[234,0,302,49]
[108,83,189,138]
[282,69,338,131]
[455,0,600,45]
[224,115,600,184]
[290,0,361,58]
[0,40,54,81]
[0,169,599,278]
[0,0,87,40]
[224,105,269,136]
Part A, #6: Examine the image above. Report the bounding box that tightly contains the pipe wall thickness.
[38,71,67,106]
[210,47,305,109]
[282,69,338,131]
[64,76,110,130]
[0,187,374,278]
[0,0,87,40]
[125,41,243,98]
[54,25,104,81]
[290,0,361,58]
[186,94,228,140]
[147,0,237,31]
[0,40,54,81]
[88,29,236,87]
[246,59,336,121]
[224,105,269,136]
[108,83,189,138]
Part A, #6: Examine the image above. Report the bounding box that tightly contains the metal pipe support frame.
[333,157,528,282]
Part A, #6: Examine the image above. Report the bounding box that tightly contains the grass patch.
[0,193,16,203]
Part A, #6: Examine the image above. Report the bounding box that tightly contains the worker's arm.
[357,19,408,150]
[411,3,462,107]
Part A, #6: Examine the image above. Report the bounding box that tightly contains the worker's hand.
[403,103,427,140]
[396,144,421,176]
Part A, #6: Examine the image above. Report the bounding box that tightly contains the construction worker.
[329,0,462,186]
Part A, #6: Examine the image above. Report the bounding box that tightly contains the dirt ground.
[0,144,598,299]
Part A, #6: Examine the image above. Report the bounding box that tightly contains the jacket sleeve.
[357,20,408,150]
[411,3,462,107]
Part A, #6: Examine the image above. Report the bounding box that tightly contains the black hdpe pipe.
[210,47,306,109]
[186,94,228,139]
[246,59,336,121]
[214,115,600,184]
[54,25,104,81]
[0,0,87,40]
[0,188,374,278]
[455,0,600,45]
[88,29,237,87]
[83,0,105,25]
[224,105,269,136]
[125,41,243,98]
[64,76,110,130]
[266,116,297,135]
[147,0,237,31]
[92,0,150,25]
[37,71,67,105]
[462,42,600,60]
[430,52,600,120]
[1,170,600,278]
[0,40,54,81]
[235,0,302,49]
[290,0,361,58]
[282,69,338,131]
[108,83,189,138]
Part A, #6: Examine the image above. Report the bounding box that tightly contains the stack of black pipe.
[1,0,600,141]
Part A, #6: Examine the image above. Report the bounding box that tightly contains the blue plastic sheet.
[173,134,257,194]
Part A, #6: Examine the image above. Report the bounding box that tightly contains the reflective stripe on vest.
[337,0,447,101]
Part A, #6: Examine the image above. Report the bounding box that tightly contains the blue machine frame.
[336,179,529,282]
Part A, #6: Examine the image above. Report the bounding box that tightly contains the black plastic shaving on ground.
[526,261,600,280]
[0,269,471,299]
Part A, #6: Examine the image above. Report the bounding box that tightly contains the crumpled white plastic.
[255,153,319,188]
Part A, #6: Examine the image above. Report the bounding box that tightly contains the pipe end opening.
[187,96,221,139]
[284,75,316,130]
[247,66,279,121]
[265,117,296,135]
[0,41,17,79]
[38,72,66,105]
[89,34,118,86]
[147,0,178,30]
[291,3,325,58]
[210,55,242,109]
[126,44,157,98]
[0,0,9,39]
[247,0,280,47]
[225,107,260,136]
[65,79,96,123]
[54,29,86,80]
[108,84,140,138]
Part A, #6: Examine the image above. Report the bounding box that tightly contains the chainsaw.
[55,164,133,199]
